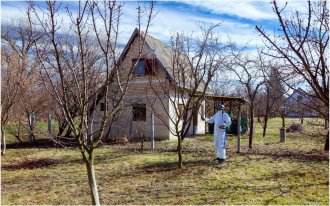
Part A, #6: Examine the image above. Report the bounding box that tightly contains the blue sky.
[1,0,308,50]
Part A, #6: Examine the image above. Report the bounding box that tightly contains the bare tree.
[226,47,264,149]
[1,17,41,154]
[256,0,329,150]
[29,1,154,204]
[147,24,229,168]
[259,58,286,137]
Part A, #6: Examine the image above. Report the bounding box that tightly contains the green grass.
[4,121,59,145]
[1,118,329,205]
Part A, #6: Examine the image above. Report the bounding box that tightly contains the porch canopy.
[194,94,248,153]
[205,95,248,114]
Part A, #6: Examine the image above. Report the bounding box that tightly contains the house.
[92,29,208,141]
[284,88,318,117]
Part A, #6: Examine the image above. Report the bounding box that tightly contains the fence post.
[48,114,52,134]
[29,113,35,143]
[151,112,155,150]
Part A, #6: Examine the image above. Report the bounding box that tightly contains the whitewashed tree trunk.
[85,161,100,205]
[151,112,154,150]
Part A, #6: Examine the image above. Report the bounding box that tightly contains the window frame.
[145,59,156,75]
[132,58,156,76]
[132,103,147,121]
[132,58,146,76]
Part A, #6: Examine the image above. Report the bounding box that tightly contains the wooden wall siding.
[93,33,207,141]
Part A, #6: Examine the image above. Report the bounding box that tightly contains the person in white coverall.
[202,104,231,162]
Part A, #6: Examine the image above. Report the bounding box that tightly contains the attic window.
[133,59,155,76]
[297,95,302,102]
[145,59,156,75]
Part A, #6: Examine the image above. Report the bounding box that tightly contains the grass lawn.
[1,118,329,205]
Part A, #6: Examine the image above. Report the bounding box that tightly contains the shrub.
[286,123,303,133]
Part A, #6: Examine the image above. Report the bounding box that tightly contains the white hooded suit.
[205,111,232,159]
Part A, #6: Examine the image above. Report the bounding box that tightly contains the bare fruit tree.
[1,17,41,154]
[259,56,286,137]
[29,1,154,204]
[147,24,230,168]
[226,47,264,149]
[256,0,329,150]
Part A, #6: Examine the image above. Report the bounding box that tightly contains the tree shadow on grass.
[242,150,328,162]
[141,159,221,173]
[2,158,61,170]
[6,138,77,149]
[225,182,328,205]
[262,182,328,205]
[239,145,328,162]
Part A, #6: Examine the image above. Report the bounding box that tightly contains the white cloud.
[180,0,309,20]
[139,4,263,48]
[1,3,26,22]
[181,0,276,20]
[2,1,304,50]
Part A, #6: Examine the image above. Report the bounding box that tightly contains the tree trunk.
[64,127,73,138]
[248,106,254,149]
[1,127,6,155]
[58,120,67,137]
[14,135,23,144]
[262,116,268,137]
[257,115,260,122]
[324,119,328,130]
[300,115,304,124]
[263,90,270,137]
[15,118,23,144]
[325,132,329,151]
[178,136,183,168]
[85,160,100,205]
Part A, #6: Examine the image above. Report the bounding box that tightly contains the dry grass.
[1,118,329,205]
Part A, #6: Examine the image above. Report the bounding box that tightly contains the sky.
[1,0,309,50]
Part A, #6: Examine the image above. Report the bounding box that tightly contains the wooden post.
[280,107,286,143]
[325,119,329,130]
[28,113,33,143]
[229,101,232,114]
[237,103,241,153]
[151,112,155,150]
[48,114,52,134]
[280,128,286,142]
[213,100,216,114]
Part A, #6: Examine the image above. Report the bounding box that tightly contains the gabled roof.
[118,28,173,81]
[284,88,307,101]
[118,28,211,94]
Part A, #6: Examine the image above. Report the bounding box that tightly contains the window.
[133,59,145,75]
[145,59,156,75]
[133,104,146,121]
[100,103,105,111]
[297,95,303,102]
[178,104,184,120]
[133,59,155,76]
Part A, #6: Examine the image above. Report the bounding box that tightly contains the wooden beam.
[237,103,241,153]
